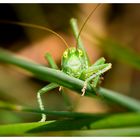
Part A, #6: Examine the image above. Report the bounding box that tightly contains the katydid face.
[61,47,87,78]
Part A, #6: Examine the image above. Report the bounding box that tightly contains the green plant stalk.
[98,88,140,112]
[0,49,140,111]
[0,49,95,97]
[0,122,139,136]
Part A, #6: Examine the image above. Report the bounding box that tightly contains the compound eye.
[63,51,68,58]
[78,49,83,56]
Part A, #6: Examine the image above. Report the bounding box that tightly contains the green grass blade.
[0,122,139,136]
[0,116,139,136]
[0,122,51,136]
[0,118,104,136]
[0,48,95,96]
[90,113,140,129]
[98,88,140,112]
[0,100,139,136]
[0,49,140,111]
[44,127,140,136]
[0,100,107,119]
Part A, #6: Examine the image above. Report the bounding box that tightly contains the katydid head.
[61,47,87,78]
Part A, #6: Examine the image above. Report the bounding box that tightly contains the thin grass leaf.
[0,116,139,136]
[43,127,140,136]
[0,101,139,136]
[0,118,108,136]
[0,48,95,96]
[98,88,140,112]
[90,113,140,129]
[0,122,51,136]
[0,100,107,119]
[0,49,140,111]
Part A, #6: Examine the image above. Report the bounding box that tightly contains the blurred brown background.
[0,4,140,124]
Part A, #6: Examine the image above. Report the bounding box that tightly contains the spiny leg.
[81,57,105,96]
[36,53,59,122]
[37,83,59,122]
[45,53,72,111]
[92,57,105,88]
[45,53,63,91]
[93,57,106,66]
[59,88,73,111]
[45,53,59,69]
[45,53,62,90]
[81,63,112,96]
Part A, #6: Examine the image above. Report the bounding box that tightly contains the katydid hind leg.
[43,53,72,113]
[45,52,73,110]
[37,83,59,122]
[59,88,73,111]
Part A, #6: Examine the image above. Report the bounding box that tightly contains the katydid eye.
[78,50,83,56]
[63,51,68,58]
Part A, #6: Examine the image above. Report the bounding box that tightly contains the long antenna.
[0,20,69,48]
[76,4,101,48]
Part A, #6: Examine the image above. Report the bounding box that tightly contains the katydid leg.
[81,63,112,96]
[92,57,105,87]
[45,52,59,69]
[59,88,73,111]
[44,52,72,112]
[37,83,59,122]
[86,63,112,82]
[93,57,105,66]
[36,53,60,122]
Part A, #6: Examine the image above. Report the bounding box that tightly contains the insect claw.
[100,77,104,80]
[81,82,87,96]
[39,114,46,122]
[59,86,62,91]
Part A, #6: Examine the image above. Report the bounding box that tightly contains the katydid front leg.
[92,57,105,88]
[80,57,105,95]
[45,53,59,70]
[81,61,112,96]
[45,52,72,107]
[37,53,72,122]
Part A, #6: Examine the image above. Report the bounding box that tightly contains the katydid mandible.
[0,4,112,122]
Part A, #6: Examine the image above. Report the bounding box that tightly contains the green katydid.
[0,4,112,122]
